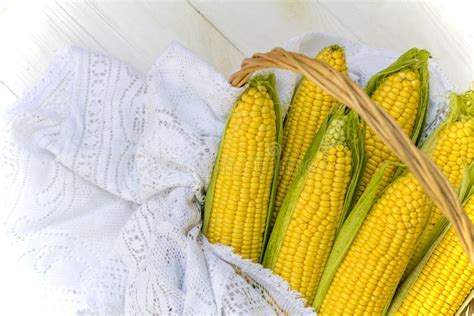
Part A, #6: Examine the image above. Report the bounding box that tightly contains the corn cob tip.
[451,89,474,118]
[316,45,347,74]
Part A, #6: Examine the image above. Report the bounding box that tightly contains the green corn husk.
[262,105,365,303]
[456,290,474,316]
[202,74,283,262]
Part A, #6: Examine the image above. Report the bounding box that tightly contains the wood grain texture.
[191,0,473,89]
[0,0,243,97]
[0,0,471,98]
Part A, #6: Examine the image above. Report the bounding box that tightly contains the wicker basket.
[229,48,474,312]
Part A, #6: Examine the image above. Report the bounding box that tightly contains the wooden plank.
[190,0,472,88]
[57,1,243,75]
[0,1,243,96]
[0,1,106,95]
[319,1,472,89]
[189,0,355,55]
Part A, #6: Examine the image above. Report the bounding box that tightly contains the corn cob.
[314,90,474,315]
[404,91,474,277]
[355,48,430,200]
[388,165,474,316]
[392,199,474,315]
[271,45,347,228]
[318,172,430,315]
[263,108,364,303]
[202,74,282,262]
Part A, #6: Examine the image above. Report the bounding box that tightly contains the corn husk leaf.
[341,110,366,221]
[455,290,474,316]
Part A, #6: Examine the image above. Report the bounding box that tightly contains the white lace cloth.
[1,33,453,315]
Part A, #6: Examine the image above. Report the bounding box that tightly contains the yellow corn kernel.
[272,119,352,303]
[356,69,421,199]
[395,197,474,315]
[206,81,276,262]
[405,118,474,275]
[319,173,430,315]
[272,45,347,228]
[319,114,474,313]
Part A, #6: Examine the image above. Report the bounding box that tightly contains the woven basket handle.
[229,47,474,262]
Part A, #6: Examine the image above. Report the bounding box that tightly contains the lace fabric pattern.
[1,33,453,315]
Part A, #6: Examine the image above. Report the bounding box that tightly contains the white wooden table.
[0,1,472,314]
[0,0,472,110]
